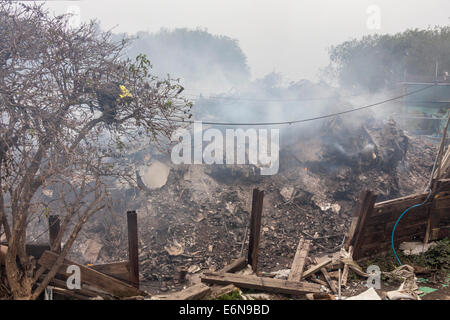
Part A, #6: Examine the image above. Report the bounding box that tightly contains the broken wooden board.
[346,190,377,258]
[436,179,450,192]
[306,292,336,300]
[310,277,327,286]
[201,272,321,295]
[288,237,311,282]
[302,258,332,279]
[313,257,337,294]
[341,246,352,287]
[89,261,130,283]
[219,256,247,274]
[44,277,114,300]
[50,287,92,300]
[372,192,429,216]
[344,185,450,260]
[152,283,211,300]
[38,250,146,298]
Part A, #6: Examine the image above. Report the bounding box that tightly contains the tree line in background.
[116,25,450,94]
[113,28,250,94]
[325,27,450,92]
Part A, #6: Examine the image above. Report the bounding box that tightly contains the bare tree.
[0,2,191,299]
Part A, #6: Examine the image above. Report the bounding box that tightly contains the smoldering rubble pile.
[147,241,426,301]
[65,114,437,294]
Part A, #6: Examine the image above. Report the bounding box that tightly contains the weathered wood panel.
[89,261,130,283]
[288,237,310,282]
[152,283,211,300]
[38,251,145,297]
[201,272,321,295]
[350,185,449,260]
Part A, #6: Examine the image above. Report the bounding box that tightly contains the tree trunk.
[5,243,33,299]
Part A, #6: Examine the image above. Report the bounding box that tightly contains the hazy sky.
[42,0,450,82]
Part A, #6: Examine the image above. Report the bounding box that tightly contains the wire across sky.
[160,84,436,126]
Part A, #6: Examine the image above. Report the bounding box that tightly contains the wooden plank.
[364,221,428,244]
[436,179,450,192]
[434,227,449,240]
[313,257,337,293]
[341,253,352,287]
[433,193,450,209]
[357,232,425,258]
[345,191,367,249]
[51,287,91,300]
[351,191,377,260]
[219,256,247,274]
[152,283,211,300]
[366,205,429,228]
[247,188,264,273]
[302,258,332,279]
[201,272,321,295]
[346,190,377,250]
[89,261,130,282]
[424,192,450,243]
[372,193,428,216]
[45,277,114,300]
[310,277,327,286]
[306,292,336,300]
[288,237,311,282]
[37,250,145,297]
[127,210,139,288]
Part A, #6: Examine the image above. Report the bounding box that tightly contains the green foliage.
[128,53,152,80]
[407,238,450,270]
[361,238,450,272]
[215,289,244,300]
[326,27,450,91]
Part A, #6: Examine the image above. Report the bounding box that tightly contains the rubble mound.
[67,116,437,294]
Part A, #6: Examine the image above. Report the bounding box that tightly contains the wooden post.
[48,215,61,254]
[247,188,264,273]
[345,190,377,259]
[127,210,139,289]
[425,114,450,243]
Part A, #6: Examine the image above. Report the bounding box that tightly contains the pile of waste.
[39,114,437,294]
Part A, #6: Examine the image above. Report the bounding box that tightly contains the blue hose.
[391,191,432,265]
